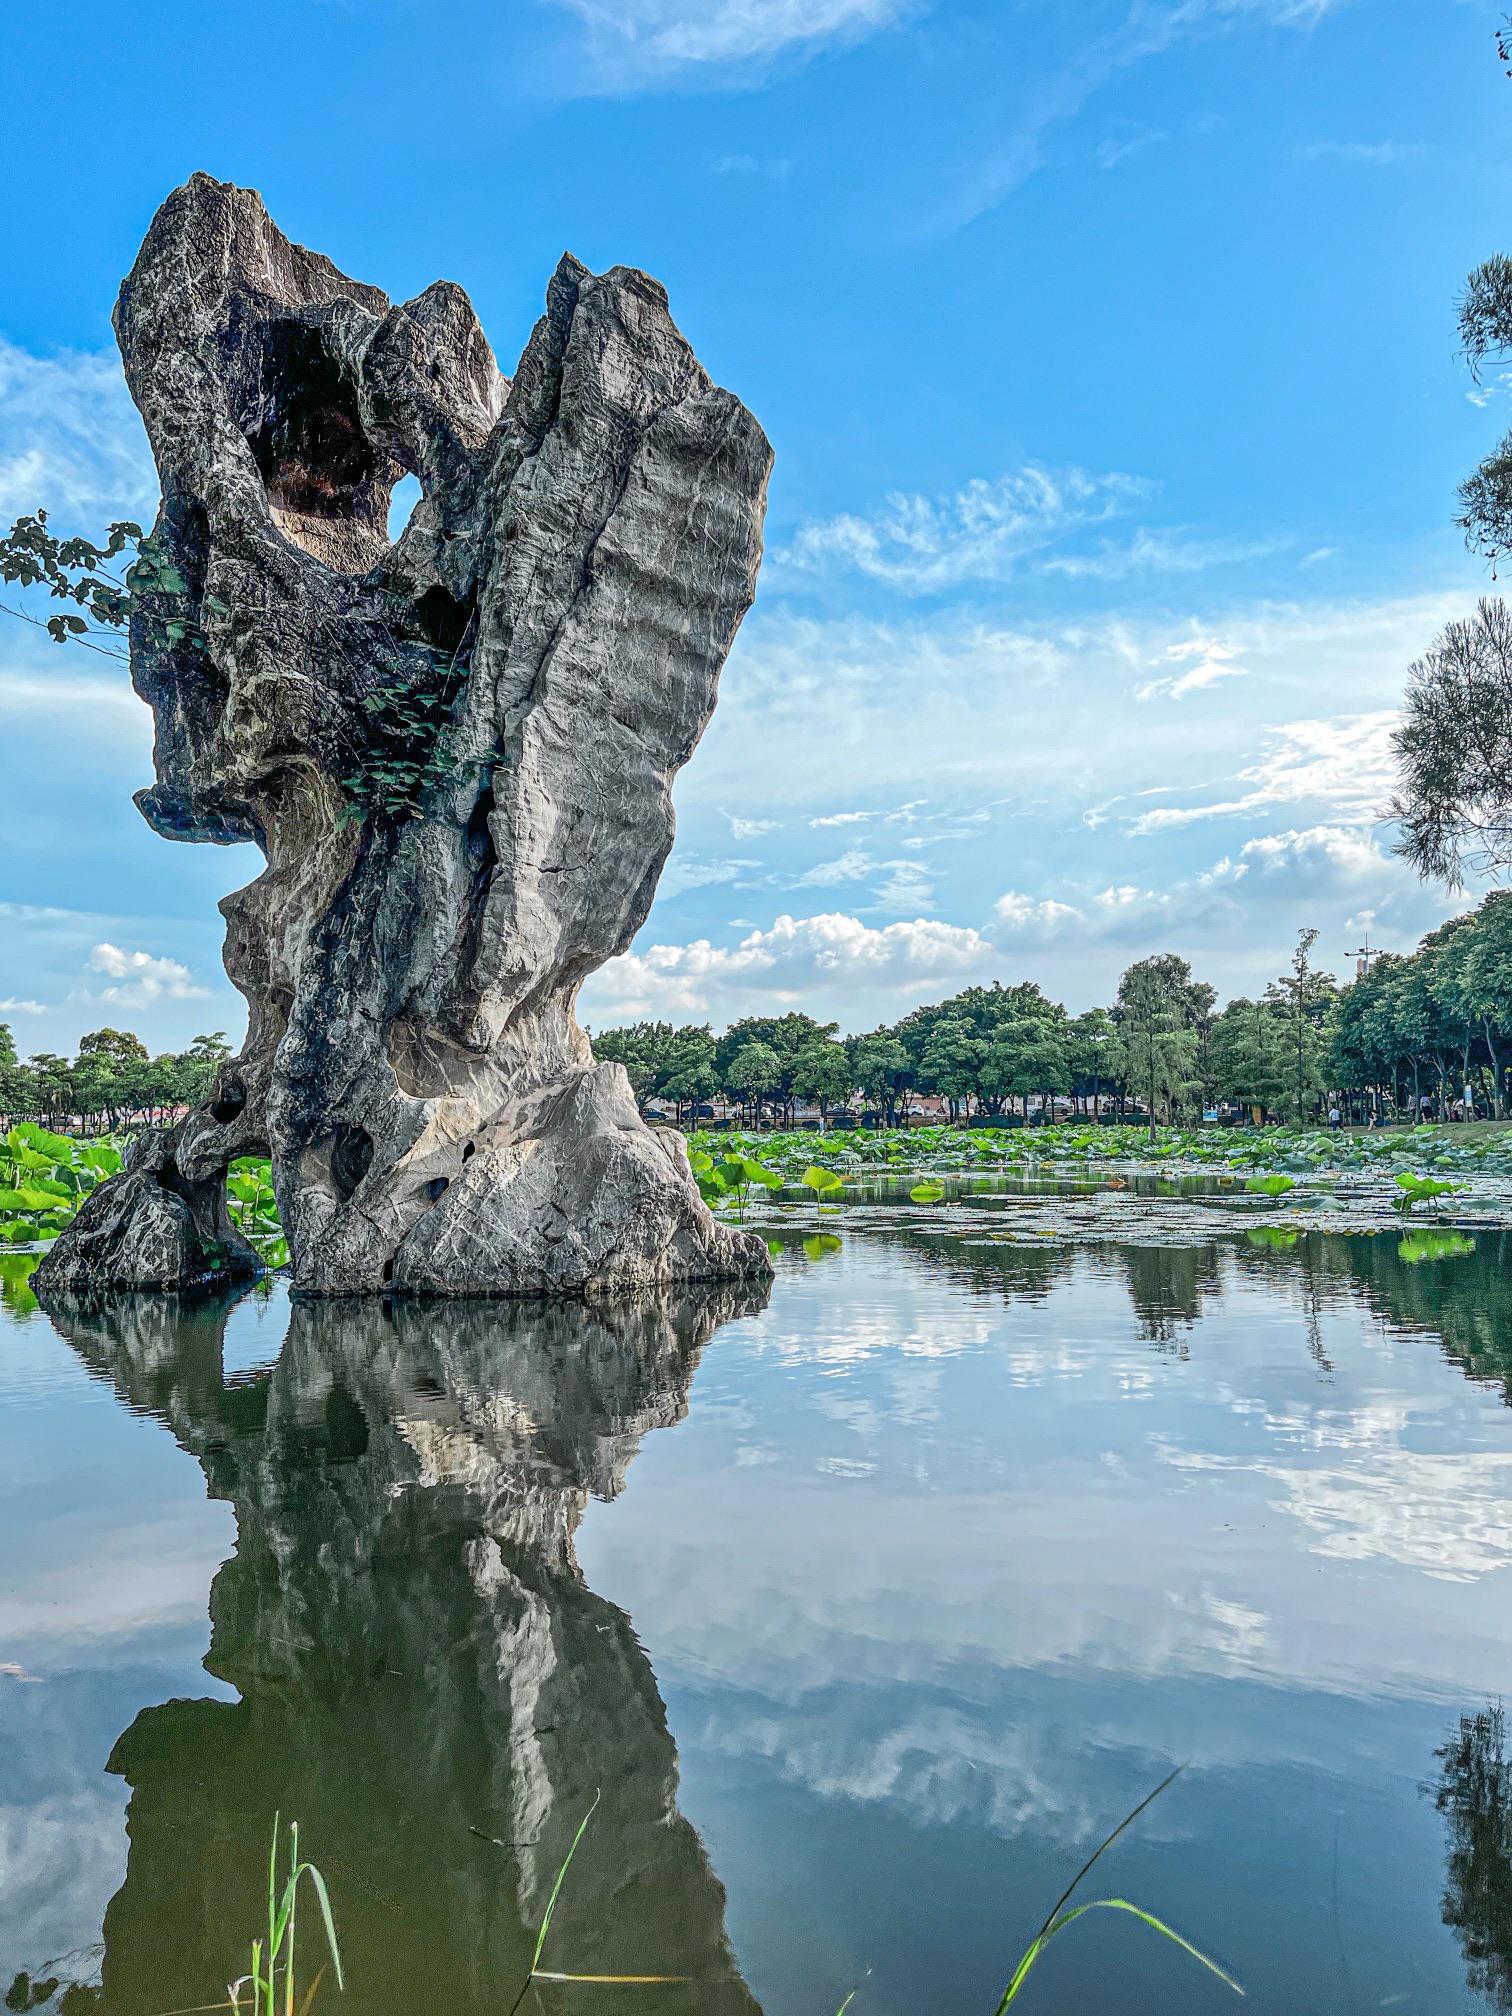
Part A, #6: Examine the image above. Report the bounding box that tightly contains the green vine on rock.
[2,507,478,827]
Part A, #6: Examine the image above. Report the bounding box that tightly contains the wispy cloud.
[779,466,1151,591]
[935,0,1349,233]
[544,0,909,88]
[1126,709,1400,833]
[1296,140,1424,167]
[0,339,154,526]
[659,854,761,899]
[1043,528,1288,582]
[1134,635,1248,702]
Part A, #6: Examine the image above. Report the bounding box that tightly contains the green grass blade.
[285,1823,298,2016]
[993,1932,1047,2011]
[294,1863,345,1993]
[1046,1899,1244,1996]
[267,1817,280,2006]
[532,1789,602,1972]
[530,1972,688,1984]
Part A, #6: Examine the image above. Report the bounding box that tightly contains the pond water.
[3,1225,1512,2015]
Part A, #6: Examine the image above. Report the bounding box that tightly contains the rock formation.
[53,1279,770,2015]
[37,173,772,1300]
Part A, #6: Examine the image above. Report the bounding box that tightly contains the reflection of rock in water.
[51,1283,769,2016]
[1433,1704,1512,2011]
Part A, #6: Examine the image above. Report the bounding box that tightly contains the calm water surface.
[3,1226,1512,2014]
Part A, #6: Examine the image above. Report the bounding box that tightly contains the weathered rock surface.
[37,173,772,1300]
[53,1279,770,2013]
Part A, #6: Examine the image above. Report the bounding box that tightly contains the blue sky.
[1,0,1506,1051]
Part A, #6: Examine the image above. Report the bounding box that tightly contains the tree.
[1068,1007,1118,1117]
[1210,995,1289,1118]
[1464,890,1512,1114]
[984,1015,1070,1120]
[1391,600,1512,884]
[1114,955,1202,1137]
[918,1015,984,1120]
[849,1032,911,1126]
[715,1014,840,1126]
[791,1038,853,1122]
[723,1039,783,1127]
[1262,928,1334,1125]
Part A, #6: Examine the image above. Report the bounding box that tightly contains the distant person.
[1420,1092,1434,1122]
[1328,1104,1341,1131]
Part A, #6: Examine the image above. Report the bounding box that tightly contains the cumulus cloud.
[0,997,46,1014]
[82,943,210,1007]
[777,466,1152,591]
[581,911,998,1026]
[723,811,781,839]
[995,891,1084,931]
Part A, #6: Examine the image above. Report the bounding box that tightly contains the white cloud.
[995,891,1084,931]
[0,339,154,526]
[546,0,907,82]
[795,848,881,886]
[934,0,1348,232]
[778,466,1151,591]
[82,942,210,1007]
[1296,140,1423,167]
[723,811,781,839]
[0,997,46,1014]
[1095,124,1168,170]
[1238,824,1387,879]
[1044,528,1286,582]
[1126,709,1400,833]
[659,854,760,900]
[809,810,874,829]
[582,911,998,1026]
[1134,635,1248,702]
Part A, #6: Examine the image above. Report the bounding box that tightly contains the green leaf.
[909,1180,946,1204]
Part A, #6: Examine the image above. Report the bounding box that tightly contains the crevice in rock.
[331,1124,374,1202]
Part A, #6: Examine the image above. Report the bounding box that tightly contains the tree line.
[592,889,1512,1131]
[0,1026,232,1133]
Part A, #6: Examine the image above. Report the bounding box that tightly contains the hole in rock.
[381,1258,395,1286]
[388,472,423,542]
[463,788,496,877]
[415,584,474,658]
[210,1075,247,1126]
[462,1141,476,1162]
[241,317,395,571]
[426,1176,450,1203]
[331,1124,374,1203]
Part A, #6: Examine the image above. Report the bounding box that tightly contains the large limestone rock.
[37,174,772,1300]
